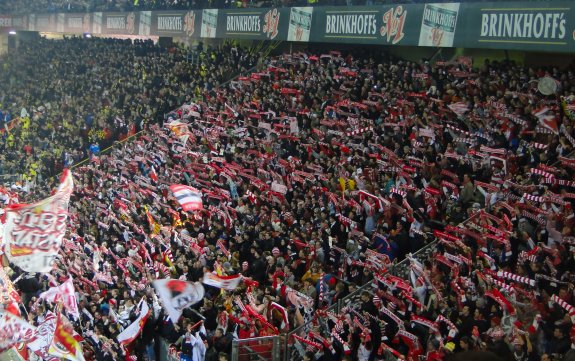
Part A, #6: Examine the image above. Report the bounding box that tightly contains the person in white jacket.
[176,321,207,361]
[357,335,372,361]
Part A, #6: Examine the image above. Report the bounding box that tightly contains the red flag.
[150,166,159,183]
[48,313,85,361]
[534,107,558,134]
[169,184,203,211]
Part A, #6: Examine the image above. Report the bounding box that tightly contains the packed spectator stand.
[1,35,575,361]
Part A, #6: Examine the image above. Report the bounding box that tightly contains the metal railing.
[231,335,282,361]
[281,238,438,361]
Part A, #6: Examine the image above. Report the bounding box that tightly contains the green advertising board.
[311,5,419,45]
[455,2,574,52]
[216,8,289,41]
[2,2,575,53]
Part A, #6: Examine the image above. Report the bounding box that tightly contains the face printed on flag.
[169,184,203,211]
[152,279,205,322]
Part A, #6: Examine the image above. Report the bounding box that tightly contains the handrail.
[282,238,439,361]
[232,336,279,361]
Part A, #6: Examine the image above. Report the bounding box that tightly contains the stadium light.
[8,30,16,35]
[84,33,92,38]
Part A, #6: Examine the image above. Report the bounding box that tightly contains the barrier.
[282,238,438,361]
[231,336,282,361]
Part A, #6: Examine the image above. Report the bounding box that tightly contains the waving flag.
[0,312,36,351]
[169,184,203,211]
[117,299,150,344]
[534,107,559,134]
[202,273,243,291]
[3,169,73,273]
[48,313,85,361]
[447,102,469,117]
[27,311,58,361]
[149,166,158,183]
[167,120,191,147]
[39,277,79,320]
[152,279,205,322]
[0,267,21,312]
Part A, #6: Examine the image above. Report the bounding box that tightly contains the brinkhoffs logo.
[263,8,280,39]
[380,6,406,44]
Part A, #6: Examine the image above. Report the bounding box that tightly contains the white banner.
[27,311,58,361]
[271,182,288,195]
[152,279,205,322]
[117,300,150,344]
[0,267,21,306]
[0,312,36,351]
[39,277,79,320]
[3,170,73,273]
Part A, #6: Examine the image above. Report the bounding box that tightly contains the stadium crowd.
[0,36,257,192]
[2,36,575,361]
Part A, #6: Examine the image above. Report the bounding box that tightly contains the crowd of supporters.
[0,36,257,190]
[2,36,575,361]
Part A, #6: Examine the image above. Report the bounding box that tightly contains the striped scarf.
[380,305,404,329]
[551,294,575,322]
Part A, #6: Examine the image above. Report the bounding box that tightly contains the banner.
[48,313,85,361]
[218,8,288,40]
[152,279,205,322]
[27,311,58,361]
[0,267,21,308]
[456,2,575,52]
[311,5,415,45]
[201,9,218,38]
[151,10,198,36]
[287,7,313,42]
[101,12,138,35]
[39,277,80,320]
[418,3,460,47]
[0,14,27,29]
[31,14,57,32]
[7,3,575,53]
[3,169,73,273]
[202,272,243,290]
[169,184,203,211]
[0,312,36,351]
[61,13,91,33]
[117,299,150,344]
